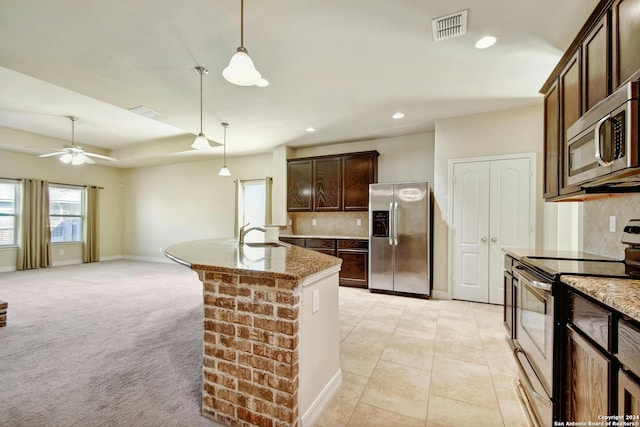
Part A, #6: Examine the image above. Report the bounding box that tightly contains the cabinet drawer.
[280,237,305,247]
[337,239,368,250]
[618,318,640,375]
[569,291,611,351]
[305,238,336,249]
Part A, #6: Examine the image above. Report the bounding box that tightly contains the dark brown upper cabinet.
[313,157,342,211]
[544,80,560,199]
[540,0,640,201]
[559,51,582,196]
[342,152,379,211]
[583,14,610,111]
[287,151,378,212]
[287,160,313,211]
[612,0,640,88]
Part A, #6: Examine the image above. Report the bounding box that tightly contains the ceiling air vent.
[432,10,468,42]
[128,105,161,118]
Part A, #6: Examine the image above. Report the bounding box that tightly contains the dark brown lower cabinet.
[566,326,611,422]
[619,369,640,417]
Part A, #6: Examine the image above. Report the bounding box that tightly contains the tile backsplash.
[287,212,369,237]
[583,194,640,259]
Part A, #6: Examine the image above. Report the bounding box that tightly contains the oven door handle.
[513,346,552,406]
[513,266,552,292]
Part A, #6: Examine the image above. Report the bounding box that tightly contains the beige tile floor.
[315,287,529,427]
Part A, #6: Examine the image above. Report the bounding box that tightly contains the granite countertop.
[503,248,621,261]
[165,238,342,281]
[280,234,368,240]
[561,275,640,323]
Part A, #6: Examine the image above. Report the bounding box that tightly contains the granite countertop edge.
[165,238,342,282]
[561,275,640,323]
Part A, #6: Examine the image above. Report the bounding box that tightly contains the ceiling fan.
[38,116,117,165]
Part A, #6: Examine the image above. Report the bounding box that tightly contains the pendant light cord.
[223,124,227,165]
[240,0,244,48]
[199,70,203,133]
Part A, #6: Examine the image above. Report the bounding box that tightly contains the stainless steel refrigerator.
[369,182,431,296]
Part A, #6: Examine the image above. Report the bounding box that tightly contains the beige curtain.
[83,186,100,263]
[17,179,51,270]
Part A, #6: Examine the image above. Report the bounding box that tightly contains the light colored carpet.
[0,260,222,427]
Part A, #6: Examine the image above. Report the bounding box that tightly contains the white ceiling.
[0,0,599,168]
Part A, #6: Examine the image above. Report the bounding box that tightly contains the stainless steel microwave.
[566,80,639,187]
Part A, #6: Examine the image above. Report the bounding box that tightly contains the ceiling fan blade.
[39,152,65,158]
[83,152,117,161]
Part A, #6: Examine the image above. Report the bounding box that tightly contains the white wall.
[122,153,273,261]
[432,103,546,294]
[0,127,124,270]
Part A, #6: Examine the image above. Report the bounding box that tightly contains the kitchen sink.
[244,241,288,248]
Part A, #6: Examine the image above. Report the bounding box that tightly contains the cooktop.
[521,257,640,280]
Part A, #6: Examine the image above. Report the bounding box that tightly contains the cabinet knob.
[481,237,487,243]
[491,237,498,243]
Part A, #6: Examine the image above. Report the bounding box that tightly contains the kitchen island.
[165,239,342,427]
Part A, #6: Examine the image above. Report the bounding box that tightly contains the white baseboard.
[123,255,173,264]
[99,255,124,262]
[431,290,451,300]
[52,259,83,267]
[301,369,342,427]
[0,266,16,273]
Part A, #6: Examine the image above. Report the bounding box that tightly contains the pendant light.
[191,66,212,150]
[222,0,269,87]
[218,123,231,176]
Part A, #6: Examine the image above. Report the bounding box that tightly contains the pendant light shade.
[192,66,212,150]
[223,0,268,87]
[218,122,231,176]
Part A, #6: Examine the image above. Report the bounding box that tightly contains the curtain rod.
[0,177,104,190]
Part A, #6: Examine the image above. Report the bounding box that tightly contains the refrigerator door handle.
[388,202,394,246]
[393,202,399,246]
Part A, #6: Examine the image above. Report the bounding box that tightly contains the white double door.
[451,156,533,304]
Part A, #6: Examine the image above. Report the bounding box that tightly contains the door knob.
[481,237,487,242]
[491,237,497,243]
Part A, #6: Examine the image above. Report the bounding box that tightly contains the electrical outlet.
[357,218,362,226]
[312,219,317,226]
[288,218,292,226]
[609,216,616,232]
[312,289,320,313]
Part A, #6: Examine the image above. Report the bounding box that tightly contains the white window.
[0,180,19,246]
[49,185,84,243]
[237,178,272,231]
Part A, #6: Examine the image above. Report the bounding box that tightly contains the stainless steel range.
[511,219,640,426]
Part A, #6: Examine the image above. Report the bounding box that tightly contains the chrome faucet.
[238,223,267,245]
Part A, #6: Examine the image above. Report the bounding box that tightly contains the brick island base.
[0,300,6,327]
[196,267,341,427]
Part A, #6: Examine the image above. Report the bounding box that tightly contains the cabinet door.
[342,153,378,211]
[560,52,583,195]
[337,250,368,288]
[287,160,313,211]
[612,0,640,88]
[566,326,611,423]
[544,80,560,199]
[313,157,342,211]
[619,369,640,419]
[583,15,609,111]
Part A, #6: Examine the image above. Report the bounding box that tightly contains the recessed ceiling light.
[392,112,405,119]
[475,36,497,49]
[305,127,316,132]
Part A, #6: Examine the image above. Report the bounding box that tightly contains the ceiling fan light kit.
[38,116,117,166]
[223,0,268,87]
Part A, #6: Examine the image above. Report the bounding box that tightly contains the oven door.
[514,266,554,394]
